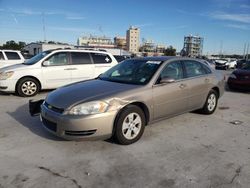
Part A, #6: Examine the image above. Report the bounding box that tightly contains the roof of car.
[131,56,202,62]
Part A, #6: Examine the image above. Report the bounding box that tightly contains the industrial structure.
[183,35,203,57]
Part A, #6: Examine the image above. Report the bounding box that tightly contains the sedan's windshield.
[23,50,52,65]
[99,59,162,85]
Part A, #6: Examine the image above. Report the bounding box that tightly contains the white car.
[228,60,237,69]
[0,49,118,97]
[0,50,25,68]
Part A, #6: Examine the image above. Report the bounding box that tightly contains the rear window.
[91,53,112,64]
[5,52,21,60]
[71,52,92,65]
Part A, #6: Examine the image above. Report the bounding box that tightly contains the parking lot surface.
[0,80,250,187]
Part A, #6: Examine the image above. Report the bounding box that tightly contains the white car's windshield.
[23,51,52,65]
[99,59,162,85]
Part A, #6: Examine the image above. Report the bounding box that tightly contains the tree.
[0,40,26,50]
[164,46,176,56]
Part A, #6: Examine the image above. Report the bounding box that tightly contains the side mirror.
[43,61,50,66]
[159,77,175,84]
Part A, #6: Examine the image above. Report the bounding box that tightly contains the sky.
[0,0,250,55]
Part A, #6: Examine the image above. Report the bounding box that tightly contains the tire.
[114,105,146,145]
[199,89,218,114]
[17,78,40,97]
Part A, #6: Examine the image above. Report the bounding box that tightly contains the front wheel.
[114,105,146,145]
[16,78,40,97]
[199,89,218,114]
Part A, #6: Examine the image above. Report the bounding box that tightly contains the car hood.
[233,69,250,76]
[45,79,140,110]
[0,63,29,72]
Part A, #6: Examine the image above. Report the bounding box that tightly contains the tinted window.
[184,60,207,77]
[71,52,92,65]
[0,52,4,60]
[160,61,183,80]
[5,52,21,60]
[45,53,68,66]
[91,53,112,64]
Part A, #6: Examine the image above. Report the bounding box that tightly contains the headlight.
[229,73,236,79]
[0,71,14,80]
[67,101,109,115]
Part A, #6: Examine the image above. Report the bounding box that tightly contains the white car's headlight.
[229,73,237,79]
[68,101,109,115]
[0,71,14,80]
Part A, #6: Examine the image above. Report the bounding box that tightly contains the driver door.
[152,61,189,120]
[41,52,71,89]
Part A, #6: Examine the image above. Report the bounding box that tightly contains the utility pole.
[219,40,223,58]
[246,43,249,60]
[42,12,47,42]
[243,43,246,59]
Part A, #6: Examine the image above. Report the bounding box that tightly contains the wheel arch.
[15,76,42,92]
[112,101,150,136]
[211,86,220,97]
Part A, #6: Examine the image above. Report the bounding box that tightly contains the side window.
[71,52,92,65]
[159,61,183,80]
[45,53,68,66]
[0,52,5,60]
[201,62,212,74]
[5,52,21,60]
[91,53,112,64]
[184,60,207,77]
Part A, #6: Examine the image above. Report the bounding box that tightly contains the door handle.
[179,83,186,89]
[64,68,77,70]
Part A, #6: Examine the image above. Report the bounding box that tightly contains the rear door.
[153,61,189,119]
[90,53,113,77]
[41,52,71,89]
[69,52,94,82]
[182,60,212,110]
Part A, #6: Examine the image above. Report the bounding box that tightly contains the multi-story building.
[77,35,115,48]
[126,26,140,53]
[114,36,127,50]
[183,35,203,57]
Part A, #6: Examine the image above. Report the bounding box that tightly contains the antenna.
[42,12,47,42]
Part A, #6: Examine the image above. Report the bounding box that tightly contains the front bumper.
[228,78,250,90]
[40,103,117,140]
[0,79,17,92]
[215,64,228,70]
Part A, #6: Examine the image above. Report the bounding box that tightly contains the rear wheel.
[199,89,218,114]
[17,78,40,97]
[114,105,145,145]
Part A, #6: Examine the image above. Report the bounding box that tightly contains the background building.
[77,35,115,48]
[183,35,203,57]
[126,26,140,53]
[23,42,73,56]
[114,36,127,50]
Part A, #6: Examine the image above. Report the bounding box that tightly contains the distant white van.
[0,50,25,68]
[0,49,118,97]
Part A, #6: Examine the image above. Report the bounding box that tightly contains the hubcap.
[122,112,142,140]
[21,81,37,96]
[207,93,216,111]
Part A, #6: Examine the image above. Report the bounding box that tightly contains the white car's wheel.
[17,78,40,97]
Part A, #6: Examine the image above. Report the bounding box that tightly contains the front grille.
[44,102,64,114]
[42,117,57,132]
[65,129,97,136]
